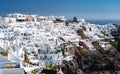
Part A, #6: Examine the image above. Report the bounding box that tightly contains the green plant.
[46,64,56,71]
[61,44,66,57]
[46,64,52,69]
[31,69,37,74]
[110,41,118,49]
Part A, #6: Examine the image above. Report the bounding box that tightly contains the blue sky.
[0,0,120,19]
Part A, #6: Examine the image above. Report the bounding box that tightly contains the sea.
[86,19,120,25]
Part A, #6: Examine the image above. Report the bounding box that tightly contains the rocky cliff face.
[61,24,120,74]
[61,48,120,74]
[112,25,120,53]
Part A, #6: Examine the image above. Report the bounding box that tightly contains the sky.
[0,0,120,19]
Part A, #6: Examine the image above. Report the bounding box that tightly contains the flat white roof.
[0,55,11,62]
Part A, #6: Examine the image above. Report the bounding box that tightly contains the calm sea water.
[86,19,120,25]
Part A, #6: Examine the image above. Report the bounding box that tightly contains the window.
[21,33,23,35]
[47,35,49,37]
[19,15,21,17]
[23,37,25,39]
[26,38,28,40]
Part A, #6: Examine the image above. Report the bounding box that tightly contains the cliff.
[61,24,120,74]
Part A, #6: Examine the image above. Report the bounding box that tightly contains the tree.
[61,44,66,57]
[23,49,30,64]
[65,21,69,26]
[73,16,78,23]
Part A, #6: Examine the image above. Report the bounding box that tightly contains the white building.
[8,13,28,21]
[4,17,16,23]
[0,55,25,74]
[0,25,14,39]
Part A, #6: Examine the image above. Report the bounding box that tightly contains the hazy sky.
[0,0,120,19]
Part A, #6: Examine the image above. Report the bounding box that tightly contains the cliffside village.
[0,13,117,74]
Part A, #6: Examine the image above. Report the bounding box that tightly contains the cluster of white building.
[0,13,117,74]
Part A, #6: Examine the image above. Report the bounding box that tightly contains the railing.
[0,68,25,74]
